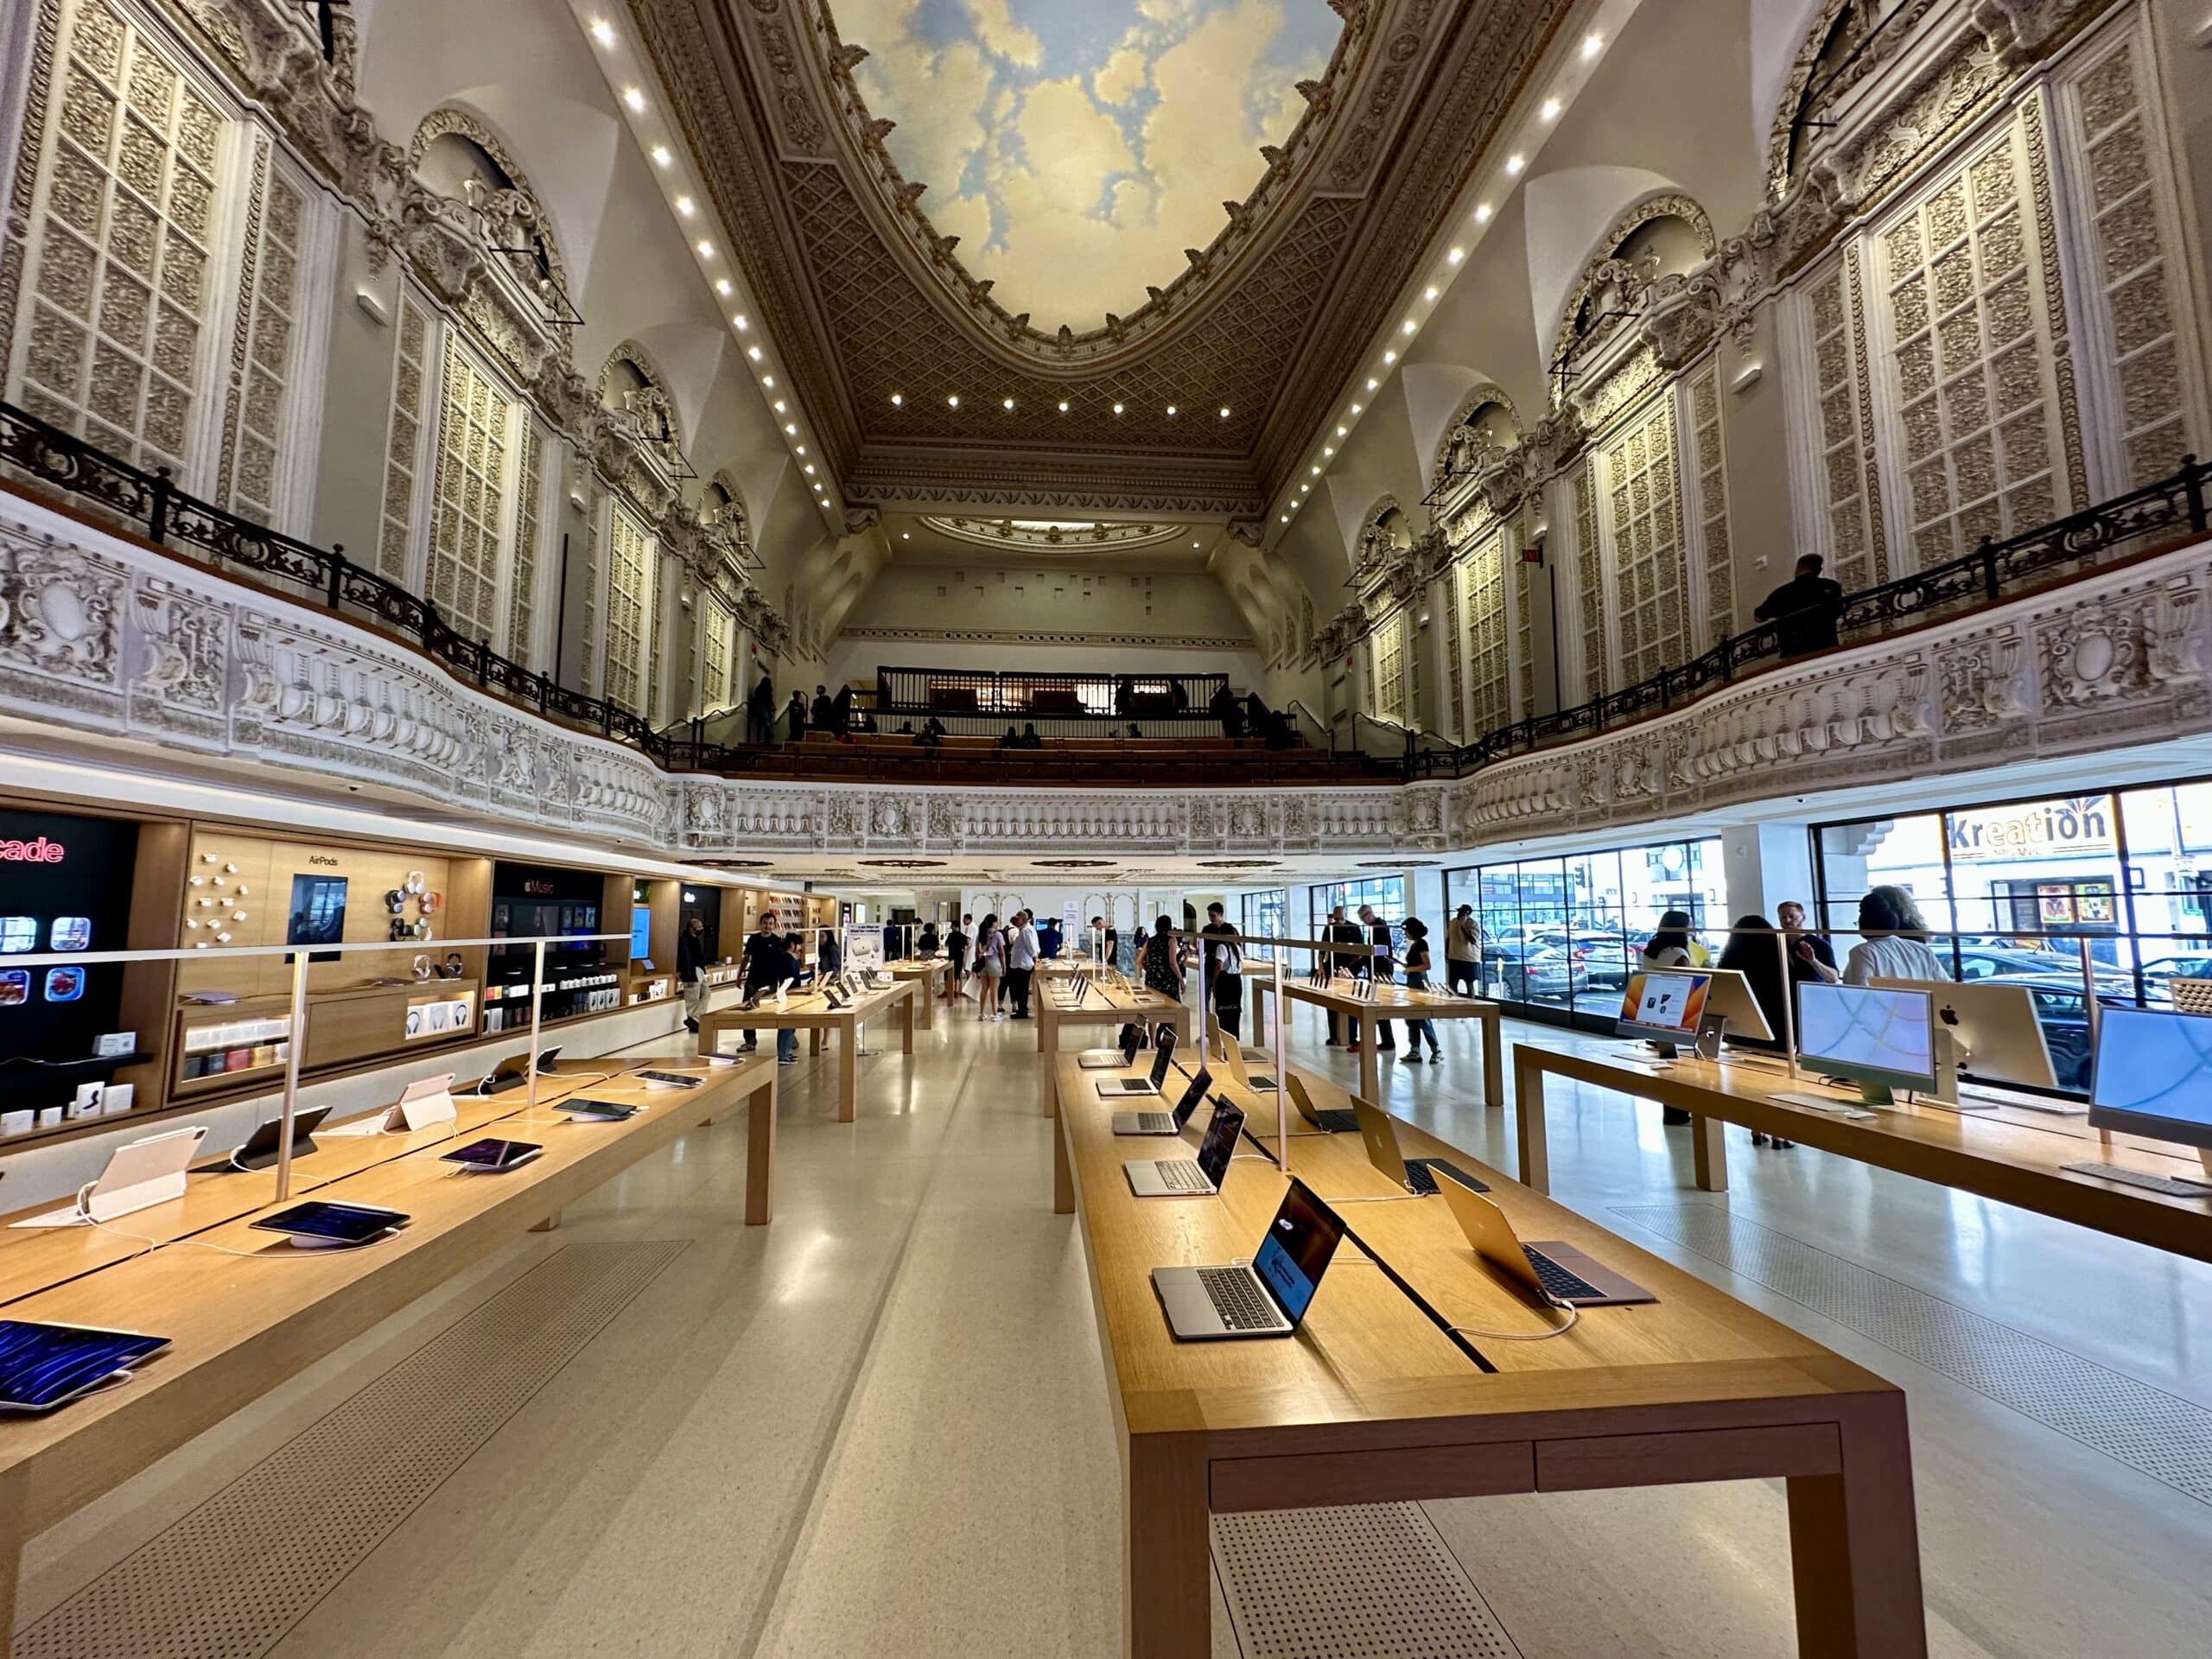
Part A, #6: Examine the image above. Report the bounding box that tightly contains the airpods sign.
[0,837,65,863]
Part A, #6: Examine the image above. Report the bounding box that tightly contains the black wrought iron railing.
[0,398,678,761]
[1404,455,2210,781]
[5,396,2206,787]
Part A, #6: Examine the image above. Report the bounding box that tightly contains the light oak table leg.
[1693,1112,1729,1192]
[917,982,933,1030]
[809,1025,823,1056]
[1516,1049,1550,1194]
[1358,1026,1380,1103]
[1481,1010,1504,1107]
[1250,988,1267,1046]
[529,1209,562,1232]
[1788,1395,1927,1657]
[1053,1099,1074,1214]
[0,1464,26,1640]
[746,1074,777,1224]
[902,988,915,1052]
[1039,1004,1058,1116]
[838,1018,857,1122]
[1125,1430,1210,1659]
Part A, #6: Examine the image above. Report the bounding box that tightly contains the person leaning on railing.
[1754,554,1846,658]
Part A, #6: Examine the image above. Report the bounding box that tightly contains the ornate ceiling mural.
[632,0,1577,515]
[834,0,1342,331]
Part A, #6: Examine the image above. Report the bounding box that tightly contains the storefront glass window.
[1240,890,1286,959]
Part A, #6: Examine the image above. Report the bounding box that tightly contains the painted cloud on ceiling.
[833,0,1340,330]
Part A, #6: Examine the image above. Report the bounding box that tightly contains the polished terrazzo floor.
[21,992,2212,1657]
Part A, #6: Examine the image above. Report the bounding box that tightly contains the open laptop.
[1349,1096,1487,1197]
[1152,1178,1347,1339]
[1125,1099,1243,1197]
[1115,1065,1211,1135]
[1287,1072,1358,1134]
[1097,1026,1178,1096]
[1211,1038,1278,1095]
[1078,1022,1144,1071]
[1433,1167,1655,1307]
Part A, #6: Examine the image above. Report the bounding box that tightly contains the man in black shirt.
[784,692,807,741]
[1200,902,1244,1039]
[737,912,782,1051]
[678,915,709,1034]
[810,685,837,731]
[1322,906,1364,1046]
[1755,554,1846,658]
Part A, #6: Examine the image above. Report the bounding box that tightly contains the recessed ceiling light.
[1219,406,1231,418]
[1323,446,1334,457]
[1058,400,1070,412]
[1310,466,1320,476]
[1447,246,1465,264]
[734,314,749,330]
[1335,425,1347,436]
[1541,97,1561,122]
[772,399,786,412]
[947,394,960,407]
[623,86,646,112]
[1475,203,1493,224]
[784,423,796,435]
[1113,403,1124,415]
[676,195,696,217]
[590,18,616,47]
[1366,377,1379,390]
[652,145,673,168]
[1582,31,1603,59]
[1422,286,1438,302]
[1383,351,1397,364]
[762,374,774,387]
[1351,403,1363,415]
[1166,404,1178,416]
[902,532,910,540]
[1300,482,1310,492]
[715,279,732,296]
[1281,514,1289,524]
[1505,154,1524,175]
[747,345,761,361]
[804,464,816,474]
[1003,397,1014,410]
[796,445,806,455]
[1402,320,1417,334]
[891,393,903,405]
[696,239,715,258]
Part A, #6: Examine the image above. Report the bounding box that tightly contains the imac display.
[2088,1007,2212,1153]
[1796,982,1936,1099]
[285,874,348,963]
[1618,972,1708,1046]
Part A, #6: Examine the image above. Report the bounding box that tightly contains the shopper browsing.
[1200,903,1243,1039]
[1398,918,1443,1062]
[973,913,1006,1020]
[1445,905,1481,997]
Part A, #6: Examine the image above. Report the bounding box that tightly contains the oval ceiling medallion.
[858,858,949,868]
[1359,859,1437,868]
[1033,858,1117,869]
[1196,859,1280,868]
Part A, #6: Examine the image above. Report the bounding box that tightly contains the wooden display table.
[882,958,947,1028]
[700,978,918,1122]
[1052,1052,1924,1657]
[1035,981,1189,1116]
[0,1053,778,1631]
[1512,1046,2212,1262]
[1277,977,1505,1106]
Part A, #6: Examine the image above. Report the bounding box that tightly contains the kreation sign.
[1947,796,2116,862]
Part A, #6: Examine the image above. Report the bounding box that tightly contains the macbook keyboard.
[1133,1111,1175,1134]
[1198,1268,1280,1331]
[1404,1158,1485,1196]
[2064,1161,2212,1198]
[1528,1249,1604,1303]
[1315,1109,1360,1134]
[1154,1160,1212,1193]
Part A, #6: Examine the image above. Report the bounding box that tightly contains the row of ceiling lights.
[888,394,1232,419]
[588,15,835,515]
[1277,29,1607,529]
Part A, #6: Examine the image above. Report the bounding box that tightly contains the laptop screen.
[1192,1100,1244,1186]
[1148,1026,1178,1086]
[1172,1065,1211,1127]
[1252,1180,1345,1325]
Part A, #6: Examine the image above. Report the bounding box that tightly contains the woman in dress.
[1139,915,1185,1001]
[973,913,1006,1021]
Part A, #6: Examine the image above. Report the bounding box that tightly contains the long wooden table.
[1513,1045,2212,1262]
[1278,977,1505,1107]
[1036,980,1190,1117]
[1052,1052,1924,1657]
[0,1053,778,1632]
[700,978,918,1122]
[882,957,948,1027]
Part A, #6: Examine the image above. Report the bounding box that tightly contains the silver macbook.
[1115,1065,1211,1135]
[1078,1023,1144,1070]
[1153,1179,1347,1339]
[1097,1026,1179,1096]
[1125,1100,1243,1197]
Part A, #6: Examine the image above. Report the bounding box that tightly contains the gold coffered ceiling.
[632,0,1576,518]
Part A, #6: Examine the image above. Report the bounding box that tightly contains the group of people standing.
[939,910,1042,1021]
[1315,902,1449,1062]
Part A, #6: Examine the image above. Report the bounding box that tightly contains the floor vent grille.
[16,1240,686,1659]
[1212,1501,1521,1658]
[1611,1201,2212,1505]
